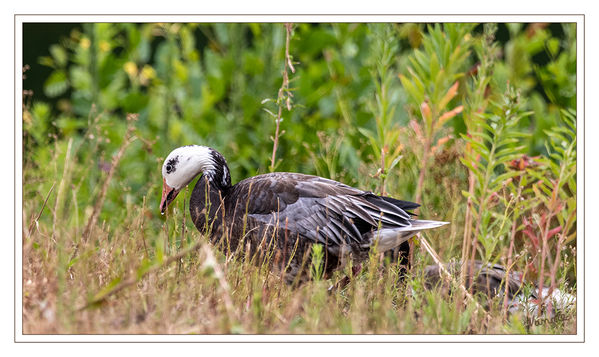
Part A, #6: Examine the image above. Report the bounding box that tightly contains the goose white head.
[160,145,218,214]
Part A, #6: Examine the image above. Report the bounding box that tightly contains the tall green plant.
[398,23,474,202]
[358,24,403,196]
[523,109,577,313]
[460,86,531,286]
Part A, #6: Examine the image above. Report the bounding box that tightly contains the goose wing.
[228,172,417,249]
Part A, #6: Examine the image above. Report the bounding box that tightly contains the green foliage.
[535,25,577,109]
[310,244,325,281]
[462,87,531,198]
[534,109,577,219]
[398,23,474,202]
[492,23,576,154]
[399,23,474,110]
[461,86,531,261]
[525,109,577,284]
[358,24,404,194]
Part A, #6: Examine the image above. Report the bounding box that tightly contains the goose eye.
[165,155,179,174]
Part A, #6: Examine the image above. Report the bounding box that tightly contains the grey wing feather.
[238,172,445,252]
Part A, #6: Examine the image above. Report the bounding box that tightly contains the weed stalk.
[269,23,295,172]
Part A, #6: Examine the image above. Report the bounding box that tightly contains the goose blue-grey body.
[160,145,448,283]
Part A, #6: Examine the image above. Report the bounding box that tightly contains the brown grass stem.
[418,234,491,323]
[52,138,73,244]
[27,182,55,239]
[80,237,204,310]
[414,136,432,204]
[200,244,235,324]
[459,170,475,304]
[502,184,523,320]
[379,147,387,197]
[547,209,575,302]
[139,196,149,258]
[81,117,137,243]
[537,210,555,316]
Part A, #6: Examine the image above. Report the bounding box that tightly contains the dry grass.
[22,195,576,334]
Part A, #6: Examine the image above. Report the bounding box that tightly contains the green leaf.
[496,146,526,159]
[122,91,150,113]
[470,131,493,144]
[43,70,69,97]
[492,171,523,187]
[50,44,68,67]
[90,276,122,303]
[38,56,54,68]
[357,127,381,156]
[70,66,92,91]
[399,74,423,104]
[388,154,403,172]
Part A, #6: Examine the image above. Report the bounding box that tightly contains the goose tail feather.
[362,220,449,251]
[408,219,450,230]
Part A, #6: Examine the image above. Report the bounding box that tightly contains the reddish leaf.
[547,226,562,240]
[509,154,540,171]
[521,217,539,250]
[409,119,422,139]
[523,228,539,250]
